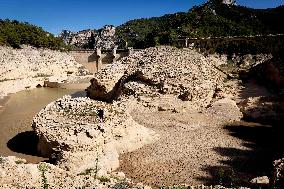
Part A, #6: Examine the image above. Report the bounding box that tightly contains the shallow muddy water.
[0,88,84,163]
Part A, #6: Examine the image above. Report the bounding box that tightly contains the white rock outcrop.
[272,158,284,189]
[0,156,142,189]
[59,25,126,49]
[86,46,225,108]
[0,45,91,99]
[32,95,158,175]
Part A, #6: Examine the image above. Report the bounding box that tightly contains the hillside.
[58,0,284,54]
[116,0,284,51]
[0,19,66,50]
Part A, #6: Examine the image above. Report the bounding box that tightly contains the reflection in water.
[0,88,84,163]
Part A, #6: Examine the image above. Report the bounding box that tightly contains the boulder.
[32,95,158,174]
[250,176,269,188]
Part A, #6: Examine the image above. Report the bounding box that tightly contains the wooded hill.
[116,0,284,55]
[0,19,65,50]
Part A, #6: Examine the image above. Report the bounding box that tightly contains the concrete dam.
[69,48,135,73]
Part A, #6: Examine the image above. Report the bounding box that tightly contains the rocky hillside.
[59,25,126,49]
[0,45,91,99]
[60,0,284,54]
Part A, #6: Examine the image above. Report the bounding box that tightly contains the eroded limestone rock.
[32,95,158,174]
[59,25,126,49]
[87,46,224,108]
[0,45,91,99]
[0,156,141,189]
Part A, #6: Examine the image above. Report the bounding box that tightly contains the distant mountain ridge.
[0,0,283,51]
[60,0,284,50]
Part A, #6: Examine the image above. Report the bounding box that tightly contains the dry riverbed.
[1,45,282,188]
[118,107,246,186]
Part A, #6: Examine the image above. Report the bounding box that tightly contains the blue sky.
[0,0,283,35]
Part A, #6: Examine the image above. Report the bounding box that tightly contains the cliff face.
[59,25,126,49]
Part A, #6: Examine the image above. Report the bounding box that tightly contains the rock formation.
[0,45,92,99]
[32,95,158,175]
[86,46,225,108]
[0,156,142,189]
[59,25,126,49]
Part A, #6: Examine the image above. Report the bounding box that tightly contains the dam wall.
[69,48,134,73]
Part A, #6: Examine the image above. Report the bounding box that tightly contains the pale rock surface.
[250,176,269,185]
[32,95,158,174]
[222,0,237,6]
[87,46,224,108]
[0,156,143,189]
[59,25,126,49]
[207,54,228,66]
[0,45,91,99]
[238,54,273,68]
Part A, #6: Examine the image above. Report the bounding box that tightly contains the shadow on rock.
[7,131,41,157]
[197,122,284,187]
[71,90,87,98]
